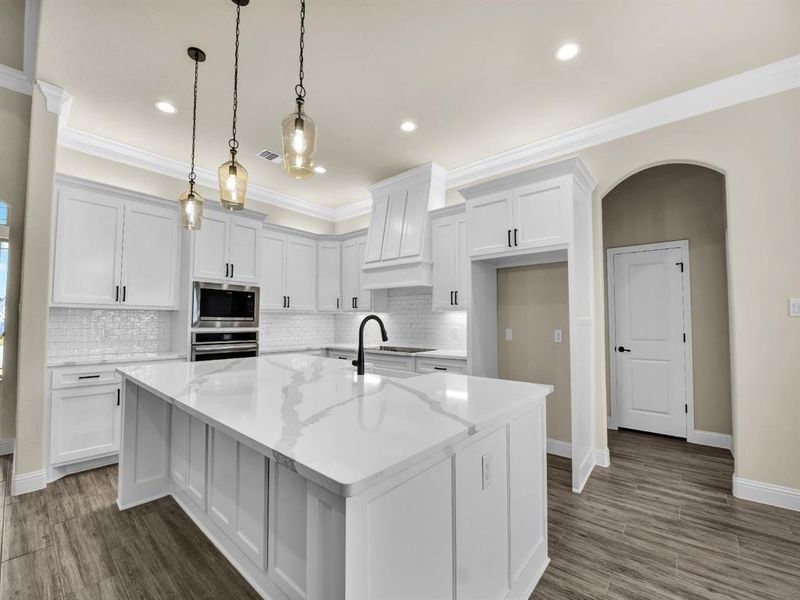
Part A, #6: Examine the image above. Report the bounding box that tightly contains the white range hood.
[361,163,446,289]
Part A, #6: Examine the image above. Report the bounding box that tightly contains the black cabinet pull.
[454,290,458,305]
[507,229,511,247]
[450,291,454,305]
[617,346,632,353]
[336,298,339,309]
[354,297,358,309]
[115,286,119,302]
[337,356,348,360]
[434,366,447,371]
[122,286,127,302]
[287,296,290,308]
[283,296,287,308]
[116,389,120,406]
[230,263,234,278]
[225,263,229,278]
[514,228,518,246]
[78,374,101,380]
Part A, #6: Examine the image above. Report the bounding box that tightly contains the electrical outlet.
[790,298,800,318]
[481,452,493,490]
[554,329,563,343]
[505,328,513,341]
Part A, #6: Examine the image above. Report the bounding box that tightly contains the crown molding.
[58,127,338,221]
[446,54,800,189]
[37,80,73,133]
[0,64,32,95]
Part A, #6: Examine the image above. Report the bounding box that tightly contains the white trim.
[447,55,800,189]
[593,448,611,468]
[0,64,32,95]
[546,438,571,459]
[732,476,800,512]
[23,0,40,81]
[58,127,338,222]
[607,240,694,439]
[52,56,800,224]
[0,438,15,455]
[689,430,731,450]
[11,469,46,496]
[37,81,73,133]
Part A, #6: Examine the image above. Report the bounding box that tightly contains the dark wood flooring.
[0,429,797,599]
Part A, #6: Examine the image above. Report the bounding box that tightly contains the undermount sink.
[367,346,435,354]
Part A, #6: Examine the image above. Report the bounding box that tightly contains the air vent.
[256,148,282,163]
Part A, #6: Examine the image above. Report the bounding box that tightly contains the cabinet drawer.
[365,353,415,372]
[415,357,467,374]
[51,365,121,390]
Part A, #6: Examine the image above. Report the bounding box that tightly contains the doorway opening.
[603,164,732,450]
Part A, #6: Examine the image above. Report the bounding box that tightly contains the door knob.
[617,346,631,353]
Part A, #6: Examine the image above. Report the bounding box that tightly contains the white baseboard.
[546,438,571,459]
[11,469,47,496]
[732,476,800,512]
[47,453,118,484]
[593,448,611,468]
[689,430,732,450]
[0,438,15,455]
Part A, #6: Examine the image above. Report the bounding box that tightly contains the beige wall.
[602,164,731,435]
[497,263,571,443]
[56,148,336,234]
[0,0,25,71]
[334,213,370,235]
[0,87,30,441]
[15,86,58,474]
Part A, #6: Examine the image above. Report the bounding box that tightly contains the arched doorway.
[601,164,733,454]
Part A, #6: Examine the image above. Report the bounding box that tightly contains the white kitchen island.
[116,354,552,600]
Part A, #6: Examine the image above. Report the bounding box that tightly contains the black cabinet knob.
[617,346,631,353]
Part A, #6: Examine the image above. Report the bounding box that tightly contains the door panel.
[364,195,388,263]
[355,238,373,311]
[380,190,407,260]
[193,212,229,280]
[466,192,512,257]
[260,232,287,310]
[341,240,357,311]
[399,183,429,258]
[52,190,124,306]
[228,216,260,283]
[50,384,120,464]
[455,214,470,308]
[612,246,687,437]
[513,182,567,249]
[121,202,180,308]
[317,242,341,311]
[431,216,455,310]
[285,235,317,311]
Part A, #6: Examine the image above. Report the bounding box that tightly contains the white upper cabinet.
[193,211,262,284]
[52,182,180,309]
[361,163,446,289]
[259,228,317,311]
[121,202,180,308]
[317,241,341,311]
[341,235,386,311]
[52,188,124,306]
[432,210,469,311]
[463,167,571,258]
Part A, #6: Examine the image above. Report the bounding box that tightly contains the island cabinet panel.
[456,428,510,600]
[346,457,454,600]
[208,429,267,568]
[169,407,207,510]
[268,464,308,599]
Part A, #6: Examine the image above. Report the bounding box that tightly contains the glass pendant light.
[218,0,249,210]
[179,47,206,230]
[282,0,317,179]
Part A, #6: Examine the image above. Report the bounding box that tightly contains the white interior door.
[610,244,689,438]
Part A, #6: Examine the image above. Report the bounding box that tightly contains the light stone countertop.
[323,344,468,360]
[48,353,186,368]
[118,353,549,496]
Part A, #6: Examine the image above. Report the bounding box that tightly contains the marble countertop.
[48,353,185,368]
[118,354,550,497]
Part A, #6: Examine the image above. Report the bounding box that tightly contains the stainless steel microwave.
[192,282,260,329]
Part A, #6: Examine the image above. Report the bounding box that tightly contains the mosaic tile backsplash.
[48,308,172,362]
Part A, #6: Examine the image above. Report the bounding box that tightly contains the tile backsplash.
[262,287,467,351]
[48,308,172,362]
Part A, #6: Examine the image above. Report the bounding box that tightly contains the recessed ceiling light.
[399,120,417,132]
[314,165,327,174]
[155,101,177,114]
[555,43,580,61]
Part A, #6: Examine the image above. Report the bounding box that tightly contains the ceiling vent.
[256,148,282,163]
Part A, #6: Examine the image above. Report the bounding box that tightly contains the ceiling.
[38,0,800,210]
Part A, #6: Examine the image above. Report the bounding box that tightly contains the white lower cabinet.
[208,429,267,568]
[415,357,467,374]
[364,353,415,372]
[50,380,121,465]
[170,407,207,510]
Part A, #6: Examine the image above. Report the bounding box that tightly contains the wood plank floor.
[0,429,797,599]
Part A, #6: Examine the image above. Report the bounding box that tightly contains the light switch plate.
[790,298,800,317]
[554,329,563,343]
[481,452,493,490]
[505,328,512,341]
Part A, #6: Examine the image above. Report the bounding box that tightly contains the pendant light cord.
[295,0,306,112]
[189,57,199,194]
[229,3,241,154]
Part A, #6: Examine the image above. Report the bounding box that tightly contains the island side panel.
[118,379,171,509]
